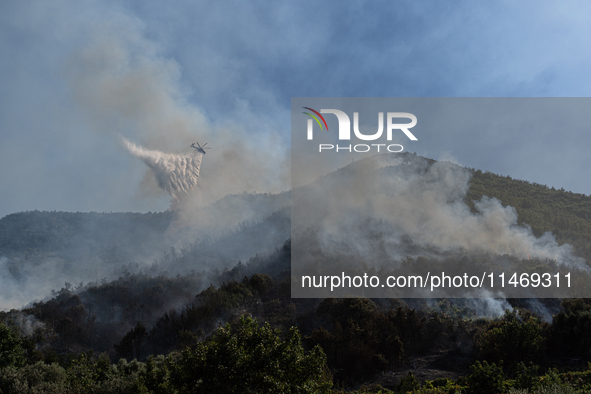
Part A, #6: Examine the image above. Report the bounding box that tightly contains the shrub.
[173,315,332,393]
[466,361,505,394]
[397,371,420,393]
[0,323,25,368]
[477,311,546,367]
[514,361,540,391]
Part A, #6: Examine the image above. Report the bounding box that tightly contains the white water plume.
[121,136,202,202]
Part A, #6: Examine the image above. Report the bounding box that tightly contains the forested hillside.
[0,211,173,258]
[0,192,289,309]
[1,154,591,393]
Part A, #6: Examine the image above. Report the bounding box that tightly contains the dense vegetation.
[4,288,591,392]
[0,315,330,393]
[2,157,591,392]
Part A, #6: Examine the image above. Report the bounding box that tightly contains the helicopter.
[190,142,211,154]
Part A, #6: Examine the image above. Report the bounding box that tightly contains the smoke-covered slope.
[2,152,590,308]
[0,190,289,309]
[297,152,591,264]
[2,153,591,384]
[467,168,591,262]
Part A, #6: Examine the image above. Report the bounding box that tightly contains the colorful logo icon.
[302,107,329,131]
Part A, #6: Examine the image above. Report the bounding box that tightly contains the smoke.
[428,297,514,319]
[464,297,513,319]
[0,15,293,310]
[374,158,583,265]
[121,136,202,202]
[370,162,577,264]
[3,311,46,337]
[324,155,583,264]
[66,17,289,213]
[292,153,586,297]
[0,255,84,311]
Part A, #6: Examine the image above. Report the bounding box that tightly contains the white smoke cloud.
[373,159,584,265]
[0,256,89,311]
[465,296,513,319]
[121,136,202,202]
[294,154,585,267]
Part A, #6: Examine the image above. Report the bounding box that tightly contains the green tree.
[549,299,591,356]
[173,315,332,393]
[466,361,505,394]
[115,322,147,360]
[477,311,546,367]
[309,299,408,384]
[514,361,540,391]
[397,371,420,393]
[0,323,25,368]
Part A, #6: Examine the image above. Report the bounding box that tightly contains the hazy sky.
[2,0,591,218]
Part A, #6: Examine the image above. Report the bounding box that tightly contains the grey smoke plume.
[464,297,513,319]
[0,14,293,310]
[294,154,585,268]
[371,160,581,264]
[121,136,202,202]
[66,18,289,212]
[375,158,583,265]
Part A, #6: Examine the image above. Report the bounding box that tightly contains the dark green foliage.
[477,310,546,367]
[145,273,300,356]
[0,361,67,394]
[19,272,203,353]
[0,317,330,393]
[146,279,260,355]
[307,298,459,384]
[308,298,404,383]
[397,371,420,393]
[21,291,95,352]
[466,360,505,394]
[8,354,591,394]
[549,299,591,357]
[249,273,275,295]
[0,324,25,368]
[514,362,541,391]
[5,272,591,393]
[172,315,332,393]
[422,377,461,393]
[114,323,147,361]
[0,353,158,393]
[141,355,176,394]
